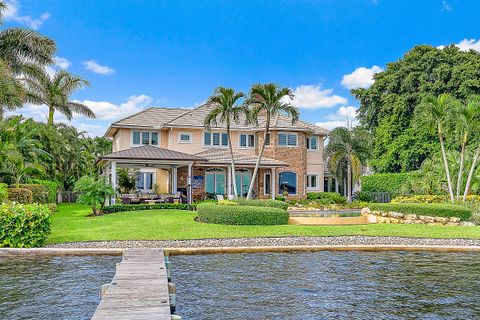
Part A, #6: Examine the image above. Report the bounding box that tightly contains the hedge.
[0,202,52,247]
[197,202,289,225]
[10,184,49,203]
[306,192,347,204]
[235,198,289,210]
[32,180,58,203]
[362,172,418,193]
[102,203,195,214]
[7,188,33,204]
[392,195,480,204]
[368,203,472,221]
[0,183,7,203]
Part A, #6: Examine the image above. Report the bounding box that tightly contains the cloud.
[3,0,50,30]
[439,38,480,53]
[341,65,383,89]
[441,0,452,11]
[315,106,358,130]
[77,95,153,121]
[285,85,347,109]
[83,60,115,75]
[45,56,71,78]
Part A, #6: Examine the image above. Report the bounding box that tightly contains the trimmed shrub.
[218,200,239,206]
[11,184,49,203]
[362,172,418,193]
[47,203,58,213]
[7,188,33,204]
[306,192,347,204]
[197,202,288,225]
[0,183,7,203]
[0,202,51,247]
[236,198,289,210]
[32,180,58,203]
[368,203,472,221]
[102,203,195,214]
[275,196,286,202]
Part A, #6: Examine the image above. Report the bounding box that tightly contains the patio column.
[172,167,178,194]
[187,163,193,205]
[227,165,232,197]
[271,167,276,200]
[111,161,117,205]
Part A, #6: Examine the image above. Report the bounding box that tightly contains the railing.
[58,191,79,203]
[363,192,399,203]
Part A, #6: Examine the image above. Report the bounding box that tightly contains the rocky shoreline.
[46,236,480,249]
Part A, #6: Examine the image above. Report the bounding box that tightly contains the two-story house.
[98,103,330,204]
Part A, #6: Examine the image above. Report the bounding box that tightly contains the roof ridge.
[164,102,210,126]
[112,107,155,125]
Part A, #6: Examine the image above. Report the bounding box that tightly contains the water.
[0,255,120,320]
[171,251,480,320]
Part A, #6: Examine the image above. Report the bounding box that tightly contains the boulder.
[413,220,425,224]
[390,218,400,224]
[419,215,435,223]
[361,207,372,215]
[449,217,461,223]
[404,214,417,220]
[445,222,460,226]
[434,217,449,224]
[459,221,476,227]
[389,212,404,219]
[377,217,391,224]
[427,222,443,226]
[402,219,414,224]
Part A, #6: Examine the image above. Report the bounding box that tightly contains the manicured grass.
[48,204,480,243]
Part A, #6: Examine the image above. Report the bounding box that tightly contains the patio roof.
[195,149,288,167]
[99,145,205,162]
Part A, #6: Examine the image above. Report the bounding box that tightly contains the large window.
[132,131,158,146]
[205,168,226,194]
[278,133,297,147]
[306,136,318,151]
[278,171,297,195]
[239,133,255,148]
[235,169,251,197]
[137,172,154,192]
[204,132,228,147]
[307,174,319,190]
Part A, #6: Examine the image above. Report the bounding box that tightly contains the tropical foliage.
[73,176,114,215]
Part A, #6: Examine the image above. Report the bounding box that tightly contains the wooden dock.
[91,248,172,320]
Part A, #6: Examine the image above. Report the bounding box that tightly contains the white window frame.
[238,133,255,148]
[277,132,298,147]
[131,130,159,147]
[203,131,229,148]
[264,172,271,195]
[178,132,192,144]
[306,135,319,151]
[137,170,156,193]
[306,174,320,191]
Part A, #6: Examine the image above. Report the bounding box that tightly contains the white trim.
[264,171,271,195]
[137,169,157,193]
[278,171,298,196]
[130,130,160,147]
[177,132,192,144]
[306,173,320,191]
[277,132,298,147]
[234,168,252,196]
[306,135,319,152]
[238,132,255,149]
[202,130,229,148]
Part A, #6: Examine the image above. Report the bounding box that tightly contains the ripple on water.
[171,251,480,320]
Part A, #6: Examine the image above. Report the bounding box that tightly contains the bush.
[362,172,418,193]
[0,202,51,247]
[197,202,288,225]
[32,180,58,203]
[353,191,372,202]
[275,196,285,201]
[306,192,347,204]
[368,203,472,221]
[7,188,33,204]
[102,203,195,214]
[0,183,7,203]
[236,198,289,210]
[74,176,115,215]
[218,200,239,206]
[12,184,49,203]
[392,195,447,203]
[47,203,58,213]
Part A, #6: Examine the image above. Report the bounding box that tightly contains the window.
[205,168,226,194]
[306,136,318,151]
[235,169,251,197]
[278,133,297,146]
[307,174,318,190]
[264,172,271,195]
[239,133,255,148]
[265,133,270,146]
[132,131,159,146]
[204,132,228,147]
[137,172,154,192]
[278,171,297,195]
[178,132,192,143]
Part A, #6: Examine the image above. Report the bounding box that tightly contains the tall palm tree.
[25,69,94,125]
[204,87,246,198]
[0,1,56,117]
[420,94,455,203]
[244,83,299,200]
[325,127,370,202]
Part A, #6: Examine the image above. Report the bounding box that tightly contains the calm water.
[172,251,480,320]
[0,255,120,320]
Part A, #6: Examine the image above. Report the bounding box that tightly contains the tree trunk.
[456,133,467,201]
[48,106,54,125]
[347,155,352,203]
[463,147,480,201]
[438,125,454,203]
[246,114,270,200]
[227,125,238,199]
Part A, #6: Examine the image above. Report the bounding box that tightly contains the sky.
[5,0,480,136]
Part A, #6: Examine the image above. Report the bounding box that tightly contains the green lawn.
[48,204,480,243]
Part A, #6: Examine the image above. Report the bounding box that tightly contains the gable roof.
[99,145,204,162]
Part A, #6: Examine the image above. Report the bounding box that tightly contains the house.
[98,103,334,204]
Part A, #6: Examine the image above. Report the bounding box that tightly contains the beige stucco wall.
[306,134,325,192]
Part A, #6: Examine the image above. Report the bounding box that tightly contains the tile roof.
[195,149,288,167]
[113,107,191,128]
[100,145,204,161]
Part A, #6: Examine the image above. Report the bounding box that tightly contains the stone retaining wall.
[361,207,475,226]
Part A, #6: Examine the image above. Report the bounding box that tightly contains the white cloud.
[439,38,480,53]
[83,60,115,75]
[442,0,452,11]
[341,65,383,89]
[77,95,153,121]
[45,56,71,78]
[285,85,347,109]
[3,0,50,30]
[315,106,359,130]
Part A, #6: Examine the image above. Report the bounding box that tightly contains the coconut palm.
[25,69,94,125]
[244,83,299,200]
[204,87,247,198]
[325,127,370,202]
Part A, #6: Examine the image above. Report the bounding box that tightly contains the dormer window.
[132,131,158,146]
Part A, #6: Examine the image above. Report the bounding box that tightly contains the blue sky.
[5,0,480,136]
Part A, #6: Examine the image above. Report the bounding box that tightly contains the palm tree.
[324,127,370,202]
[244,83,299,200]
[419,94,455,203]
[25,69,94,125]
[1,149,44,187]
[204,87,246,198]
[0,1,56,117]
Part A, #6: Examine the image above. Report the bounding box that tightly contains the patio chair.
[216,194,224,201]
